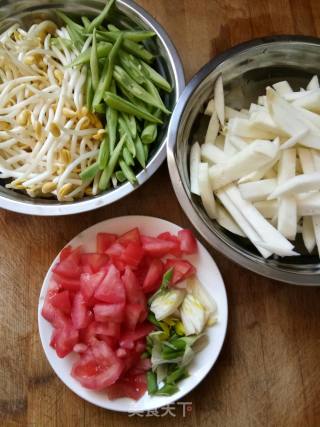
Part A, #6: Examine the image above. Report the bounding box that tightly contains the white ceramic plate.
[38,215,228,413]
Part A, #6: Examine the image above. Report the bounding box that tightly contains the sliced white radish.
[249,103,264,114]
[225,106,247,120]
[238,153,280,184]
[239,178,277,202]
[228,117,278,139]
[280,129,309,150]
[205,109,220,144]
[190,142,201,195]
[252,240,299,257]
[209,140,278,191]
[258,95,266,106]
[223,133,238,155]
[198,162,216,219]
[293,90,320,113]
[249,110,287,136]
[216,204,245,237]
[254,200,278,218]
[298,147,315,174]
[307,75,319,91]
[272,80,293,95]
[201,143,227,164]
[311,149,320,170]
[297,193,320,216]
[215,134,225,150]
[283,91,313,101]
[204,98,215,116]
[229,135,248,151]
[214,75,225,126]
[269,172,320,198]
[313,215,320,256]
[302,216,316,253]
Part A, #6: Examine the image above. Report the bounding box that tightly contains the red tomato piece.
[80,271,105,303]
[117,227,141,247]
[59,245,73,261]
[122,267,146,305]
[94,264,125,304]
[50,290,71,314]
[81,321,120,345]
[129,358,151,375]
[93,303,125,323]
[52,322,79,358]
[125,303,144,331]
[164,258,196,284]
[116,348,128,358]
[141,235,179,258]
[178,229,198,254]
[120,322,154,348]
[135,339,146,354]
[53,258,82,279]
[71,292,91,330]
[52,274,81,292]
[96,232,117,253]
[106,376,147,400]
[157,232,182,256]
[120,243,144,268]
[142,258,164,293]
[41,281,60,323]
[105,242,125,258]
[97,335,118,350]
[73,343,88,353]
[71,341,124,390]
[80,253,109,273]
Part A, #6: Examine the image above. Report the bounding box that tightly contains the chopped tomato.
[52,322,79,358]
[106,375,147,400]
[96,232,117,253]
[94,264,125,304]
[120,322,154,348]
[50,290,71,314]
[117,227,141,247]
[59,245,73,261]
[105,242,125,258]
[71,341,123,390]
[122,267,146,305]
[80,271,105,303]
[80,253,109,273]
[81,321,120,345]
[164,258,196,284]
[120,243,144,268]
[52,274,81,292]
[71,292,91,330]
[41,281,60,323]
[53,246,83,279]
[125,304,144,331]
[93,303,125,323]
[157,232,182,256]
[141,235,179,258]
[129,358,151,375]
[142,258,163,293]
[178,229,198,254]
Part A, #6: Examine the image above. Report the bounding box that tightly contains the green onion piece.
[147,312,162,328]
[165,367,189,384]
[155,383,179,396]
[147,370,158,395]
[81,16,91,30]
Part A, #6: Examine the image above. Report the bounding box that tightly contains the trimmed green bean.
[155,383,179,396]
[94,103,106,114]
[143,143,149,160]
[115,170,126,182]
[90,29,99,91]
[135,135,145,168]
[122,147,134,166]
[69,43,112,67]
[86,74,93,112]
[56,10,83,32]
[119,116,136,157]
[140,60,172,93]
[113,65,171,114]
[98,133,110,170]
[141,121,158,144]
[99,134,126,190]
[107,24,156,42]
[119,159,137,185]
[87,0,116,33]
[147,370,158,395]
[80,162,99,181]
[118,52,146,85]
[81,16,91,30]
[104,92,162,124]
[122,113,137,139]
[50,37,73,49]
[93,33,123,108]
[165,367,188,384]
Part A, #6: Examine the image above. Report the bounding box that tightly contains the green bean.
[104,92,162,124]
[140,60,172,93]
[87,0,116,33]
[116,82,151,112]
[143,143,149,160]
[107,24,156,42]
[94,103,106,114]
[115,170,126,182]
[135,135,145,168]
[122,147,134,166]
[99,134,126,190]
[97,31,154,63]
[145,79,164,106]
[98,133,110,170]
[81,16,91,30]
[93,33,123,108]
[118,116,136,157]
[66,24,84,49]
[69,43,112,67]
[147,370,158,395]
[155,383,179,396]
[165,367,188,384]
[56,10,83,32]
[118,51,146,85]
[141,121,158,144]
[50,37,73,49]
[119,159,137,185]
[80,162,99,181]
[90,29,99,91]
[122,113,136,139]
[113,65,171,114]
[86,74,93,112]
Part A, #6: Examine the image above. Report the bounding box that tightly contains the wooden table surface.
[1,0,320,426]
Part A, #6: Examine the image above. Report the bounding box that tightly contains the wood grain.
[1,0,320,426]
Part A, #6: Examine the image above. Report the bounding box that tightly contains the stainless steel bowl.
[0,0,185,215]
[167,36,320,285]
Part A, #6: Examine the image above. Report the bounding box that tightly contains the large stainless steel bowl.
[0,0,185,215]
[167,36,320,285]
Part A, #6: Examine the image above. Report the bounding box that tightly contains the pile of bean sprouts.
[0,21,104,201]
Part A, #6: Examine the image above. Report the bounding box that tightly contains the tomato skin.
[105,242,125,258]
[117,228,141,246]
[94,264,125,304]
[71,341,124,390]
[80,253,109,273]
[106,376,147,400]
[71,292,91,330]
[80,271,105,303]
[93,303,125,323]
[52,273,81,292]
[124,303,144,331]
[164,258,196,284]
[59,245,73,261]
[157,232,182,256]
[141,235,179,258]
[96,233,117,253]
[178,229,198,254]
[120,243,144,268]
[122,267,146,305]
[50,290,72,314]
[120,322,154,347]
[52,322,79,358]
[142,258,163,293]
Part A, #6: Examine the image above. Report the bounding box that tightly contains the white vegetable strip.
[280,129,309,150]
[302,216,316,253]
[293,90,320,113]
[216,204,245,237]
[254,200,278,219]
[214,75,225,126]
[198,163,216,218]
[225,106,247,120]
[205,109,219,144]
[201,143,227,164]
[239,178,277,202]
[189,142,201,195]
[273,80,293,95]
[204,98,214,116]
[269,172,320,198]
[307,75,319,91]
[297,193,320,216]
[228,117,278,140]
[209,140,278,190]
[252,240,300,257]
